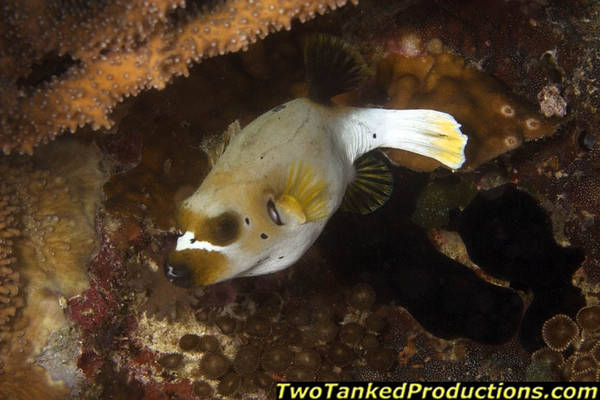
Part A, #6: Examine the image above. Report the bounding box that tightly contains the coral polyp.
[542,315,579,352]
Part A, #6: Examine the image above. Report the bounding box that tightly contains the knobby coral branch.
[0,0,357,155]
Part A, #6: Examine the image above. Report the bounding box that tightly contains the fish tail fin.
[346,108,468,170]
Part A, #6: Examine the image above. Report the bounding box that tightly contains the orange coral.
[0,1,183,80]
[0,0,357,155]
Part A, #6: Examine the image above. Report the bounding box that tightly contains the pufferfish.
[165,36,468,288]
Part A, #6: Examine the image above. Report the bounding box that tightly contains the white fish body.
[166,97,466,287]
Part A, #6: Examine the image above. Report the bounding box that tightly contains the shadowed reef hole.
[320,174,583,350]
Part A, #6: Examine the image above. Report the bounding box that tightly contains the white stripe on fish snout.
[176,231,225,252]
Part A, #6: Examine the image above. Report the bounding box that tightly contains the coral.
[577,305,600,335]
[377,39,559,171]
[0,0,357,155]
[178,333,201,351]
[532,305,600,382]
[200,352,231,379]
[347,283,376,310]
[0,1,182,79]
[542,314,579,352]
[15,139,104,299]
[0,179,22,345]
[538,85,568,118]
[0,138,105,399]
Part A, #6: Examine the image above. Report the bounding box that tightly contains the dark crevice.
[17,52,79,91]
[456,184,585,351]
[320,175,583,349]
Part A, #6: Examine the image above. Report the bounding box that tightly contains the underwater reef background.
[1,0,600,398]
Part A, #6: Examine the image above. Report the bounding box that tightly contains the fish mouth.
[164,262,194,288]
[165,248,230,287]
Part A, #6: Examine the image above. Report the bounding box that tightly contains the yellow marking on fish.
[276,194,307,224]
[168,249,229,286]
[279,161,328,222]
[430,115,466,169]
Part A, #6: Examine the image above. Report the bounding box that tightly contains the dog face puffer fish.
[165,36,468,288]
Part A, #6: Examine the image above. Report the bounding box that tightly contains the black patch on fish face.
[244,217,250,225]
[260,233,268,239]
[208,211,241,245]
[271,104,286,113]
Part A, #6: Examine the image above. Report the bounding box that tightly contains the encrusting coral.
[0,0,357,155]
[541,314,579,352]
[376,35,559,171]
[0,181,22,351]
[0,138,105,399]
[531,306,600,382]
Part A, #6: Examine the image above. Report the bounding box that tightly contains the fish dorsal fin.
[304,34,368,104]
[341,152,394,215]
[200,120,241,168]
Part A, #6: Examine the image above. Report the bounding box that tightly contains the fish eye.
[267,199,283,226]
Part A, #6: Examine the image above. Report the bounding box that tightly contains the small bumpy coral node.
[531,347,564,368]
[366,347,397,372]
[217,372,241,396]
[200,352,230,379]
[261,344,293,373]
[198,335,221,353]
[542,314,579,352]
[294,349,321,371]
[347,282,376,310]
[576,305,600,335]
[233,344,261,375]
[178,333,201,351]
[339,322,365,347]
[158,353,184,370]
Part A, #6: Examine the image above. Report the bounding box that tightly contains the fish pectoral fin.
[279,161,329,222]
[276,194,307,225]
[341,152,394,215]
[304,34,369,104]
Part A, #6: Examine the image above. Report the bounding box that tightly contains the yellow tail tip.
[430,115,468,170]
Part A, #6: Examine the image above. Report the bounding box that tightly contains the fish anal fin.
[341,152,393,215]
[304,34,369,104]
